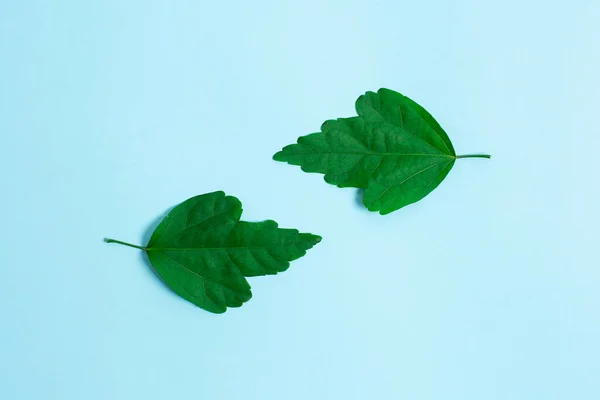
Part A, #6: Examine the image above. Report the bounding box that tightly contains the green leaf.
[273,88,490,214]
[105,191,321,314]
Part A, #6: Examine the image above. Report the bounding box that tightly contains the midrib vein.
[147,243,306,252]
[303,151,454,158]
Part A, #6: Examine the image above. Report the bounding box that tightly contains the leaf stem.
[456,154,491,159]
[104,238,147,250]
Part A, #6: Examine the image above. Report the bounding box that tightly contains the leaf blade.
[274,88,466,214]
[145,192,320,313]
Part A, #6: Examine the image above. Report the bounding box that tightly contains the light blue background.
[1,1,598,399]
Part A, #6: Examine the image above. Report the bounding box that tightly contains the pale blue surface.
[1,1,599,399]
